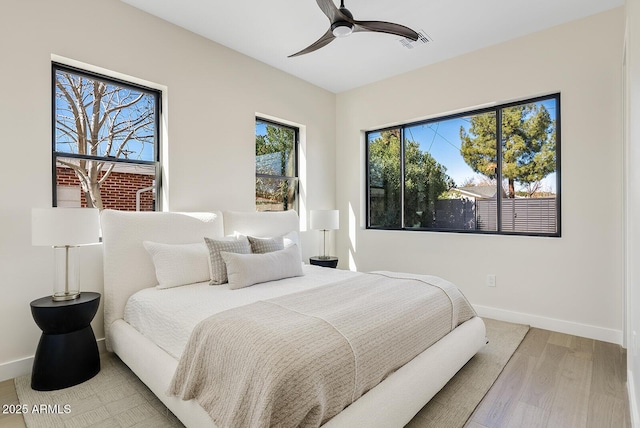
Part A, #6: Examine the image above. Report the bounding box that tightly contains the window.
[53,63,161,211]
[255,118,298,211]
[366,94,560,236]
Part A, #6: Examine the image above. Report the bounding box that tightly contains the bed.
[101,209,486,428]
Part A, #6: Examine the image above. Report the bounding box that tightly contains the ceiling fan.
[289,0,419,57]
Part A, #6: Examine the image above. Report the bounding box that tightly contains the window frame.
[255,117,299,212]
[365,93,561,237]
[51,62,162,210]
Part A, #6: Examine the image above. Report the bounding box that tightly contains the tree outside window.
[366,94,560,236]
[53,63,161,211]
[255,119,298,212]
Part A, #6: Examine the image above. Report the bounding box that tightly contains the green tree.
[459,103,555,198]
[368,130,402,227]
[255,123,296,210]
[369,129,454,228]
[255,125,294,173]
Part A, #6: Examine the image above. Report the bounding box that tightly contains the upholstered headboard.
[101,209,300,350]
[223,210,299,238]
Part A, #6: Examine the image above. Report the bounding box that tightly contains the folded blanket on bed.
[168,271,476,428]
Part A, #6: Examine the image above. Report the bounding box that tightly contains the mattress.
[124,264,361,359]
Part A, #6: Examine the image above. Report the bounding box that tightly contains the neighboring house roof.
[454,185,499,199]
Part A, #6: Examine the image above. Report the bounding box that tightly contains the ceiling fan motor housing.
[332,21,354,37]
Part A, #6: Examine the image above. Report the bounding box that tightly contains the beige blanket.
[168,271,476,428]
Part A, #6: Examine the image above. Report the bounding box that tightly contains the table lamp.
[310,210,339,259]
[32,208,100,301]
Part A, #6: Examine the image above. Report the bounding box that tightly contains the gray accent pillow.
[247,235,284,254]
[204,236,251,284]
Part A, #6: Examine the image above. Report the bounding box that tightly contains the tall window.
[53,63,161,211]
[255,118,298,211]
[367,94,560,236]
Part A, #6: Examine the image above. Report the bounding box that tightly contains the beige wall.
[336,8,625,342]
[0,0,336,380]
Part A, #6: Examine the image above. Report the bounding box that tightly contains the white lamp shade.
[32,208,100,246]
[310,210,339,230]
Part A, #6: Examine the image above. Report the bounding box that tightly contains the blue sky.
[369,98,558,193]
[55,71,157,162]
[405,114,480,187]
[256,120,268,136]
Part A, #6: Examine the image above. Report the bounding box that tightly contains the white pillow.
[221,244,304,290]
[142,241,210,289]
[282,231,300,250]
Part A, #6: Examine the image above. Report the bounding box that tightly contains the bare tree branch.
[54,70,157,210]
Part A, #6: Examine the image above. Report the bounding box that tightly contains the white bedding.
[124,264,360,359]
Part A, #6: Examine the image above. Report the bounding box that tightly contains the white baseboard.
[474,305,623,345]
[630,370,640,428]
[0,338,106,383]
[0,356,33,384]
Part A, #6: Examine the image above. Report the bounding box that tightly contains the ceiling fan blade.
[288,29,336,57]
[354,20,419,41]
[316,0,351,23]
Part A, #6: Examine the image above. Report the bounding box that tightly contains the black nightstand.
[309,256,339,268]
[30,292,101,391]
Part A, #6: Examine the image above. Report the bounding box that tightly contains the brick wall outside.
[56,167,155,211]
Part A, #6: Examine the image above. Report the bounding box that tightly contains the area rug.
[15,318,528,428]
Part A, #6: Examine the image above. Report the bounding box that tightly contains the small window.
[52,63,161,211]
[255,118,298,211]
[366,94,560,236]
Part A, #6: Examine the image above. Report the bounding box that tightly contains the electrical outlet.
[486,274,496,287]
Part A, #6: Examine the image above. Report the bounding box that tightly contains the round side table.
[30,292,101,391]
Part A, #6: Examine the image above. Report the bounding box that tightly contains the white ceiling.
[121,0,623,93]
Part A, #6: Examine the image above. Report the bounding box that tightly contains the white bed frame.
[101,209,486,428]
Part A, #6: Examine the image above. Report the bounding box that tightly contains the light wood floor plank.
[591,341,626,400]
[504,402,550,428]
[0,380,22,426]
[0,413,27,428]
[469,352,536,427]
[568,335,595,361]
[464,421,489,428]
[546,353,592,427]
[0,379,18,400]
[547,331,572,348]
[520,343,567,409]
[587,392,629,428]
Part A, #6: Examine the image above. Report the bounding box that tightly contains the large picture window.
[366,94,560,236]
[53,63,161,211]
[255,118,298,211]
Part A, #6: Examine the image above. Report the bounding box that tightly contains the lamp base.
[52,292,81,302]
[309,256,339,268]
